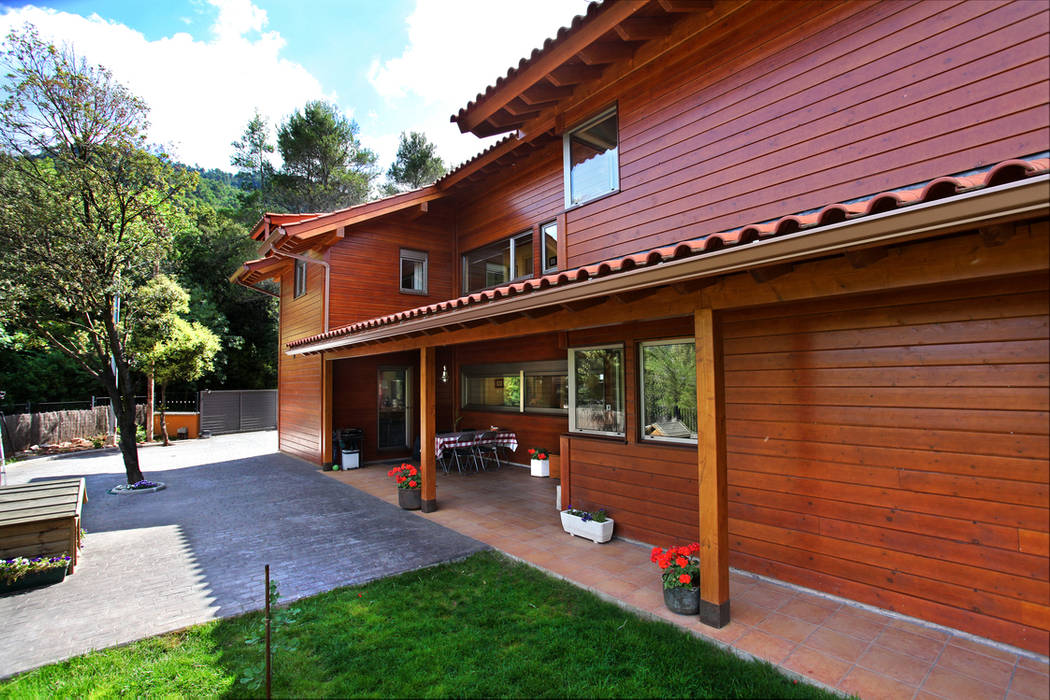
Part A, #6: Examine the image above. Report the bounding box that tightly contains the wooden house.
[232,0,1050,654]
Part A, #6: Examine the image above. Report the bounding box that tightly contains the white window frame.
[541,220,558,273]
[563,106,619,209]
[639,338,698,445]
[461,230,534,294]
[399,248,428,295]
[568,343,626,437]
[293,258,307,298]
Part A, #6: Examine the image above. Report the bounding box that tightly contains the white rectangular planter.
[530,458,549,477]
[560,511,614,543]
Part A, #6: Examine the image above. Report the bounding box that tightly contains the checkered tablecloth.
[434,431,518,459]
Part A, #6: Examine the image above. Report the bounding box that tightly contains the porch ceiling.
[287,156,1050,357]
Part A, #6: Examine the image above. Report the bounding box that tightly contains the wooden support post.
[321,356,333,467]
[420,346,437,512]
[695,306,730,628]
[559,434,572,509]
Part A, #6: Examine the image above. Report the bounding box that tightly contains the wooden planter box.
[0,478,86,574]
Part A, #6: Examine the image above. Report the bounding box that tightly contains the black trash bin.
[336,428,364,469]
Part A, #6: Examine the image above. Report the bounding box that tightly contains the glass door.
[378,367,412,450]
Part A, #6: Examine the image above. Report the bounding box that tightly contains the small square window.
[400,249,428,295]
[640,339,697,444]
[564,107,619,208]
[541,221,558,273]
[293,259,307,298]
[568,344,625,436]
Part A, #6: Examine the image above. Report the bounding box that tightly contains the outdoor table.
[0,478,86,573]
[435,430,518,459]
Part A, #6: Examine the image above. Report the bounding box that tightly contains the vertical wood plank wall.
[721,273,1049,654]
[278,263,325,463]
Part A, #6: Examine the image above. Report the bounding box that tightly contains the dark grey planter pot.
[0,566,68,595]
[663,585,700,615]
[398,488,422,510]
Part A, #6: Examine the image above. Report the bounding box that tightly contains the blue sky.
[0,0,588,175]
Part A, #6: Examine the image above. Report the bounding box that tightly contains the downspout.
[267,228,331,333]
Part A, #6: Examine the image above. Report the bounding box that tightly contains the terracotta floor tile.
[839,666,919,700]
[782,646,852,688]
[1018,656,1050,675]
[778,597,839,625]
[731,598,774,626]
[921,666,1005,700]
[803,626,872,663]
[755,612,818,644]
[594,576,640,600]
[824,608,889,642]
[948,635,1022,665]
[874,626,947,663]
[692,620,749,645]
[1009,667,1050,700]
[888,618,952,644]
[857,645,935,686]
[734,630,797,665]
[1011,692,1049,700]
[937,644,1015,688]
[916,692,945,700]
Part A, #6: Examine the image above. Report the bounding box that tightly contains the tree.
[0,26,195,483]
[145,316,219,446]
[272,100,378,212]
[230,109,273,193]
[383,131,446,195]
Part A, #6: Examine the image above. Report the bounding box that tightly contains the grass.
[0,552,836,699]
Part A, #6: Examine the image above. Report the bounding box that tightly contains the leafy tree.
[383,131,446,195]
[0,26,195,482]
[272,100,378,212]
[230,109,273,193]
[145,316,219,446]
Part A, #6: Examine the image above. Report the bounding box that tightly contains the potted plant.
[560,505,614,543]
[650,543,701,614]
[0,555,72,594]
[387,463,421,510]
[527,447,550,477]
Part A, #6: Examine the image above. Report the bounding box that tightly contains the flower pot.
[0,565,68,595]
[530,458,549,477]
[560,511,614,543]
[398,488,422,510]
[663,586,700,615]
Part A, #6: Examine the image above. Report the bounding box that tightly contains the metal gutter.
[288,174,1049,356]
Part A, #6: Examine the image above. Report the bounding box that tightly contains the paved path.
[0,432,486,678]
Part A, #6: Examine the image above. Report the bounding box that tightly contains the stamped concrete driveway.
[0,431,486,679]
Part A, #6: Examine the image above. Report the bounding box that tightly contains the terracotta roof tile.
[288,155,1049,352]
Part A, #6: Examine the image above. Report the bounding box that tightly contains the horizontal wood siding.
[332,351,419,464]
[562,0,1050,266]
[328,208,455,329]
[278,263,324,463]
[722,273,1050,654]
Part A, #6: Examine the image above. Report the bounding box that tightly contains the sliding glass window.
[462,231,533,294]
[461,361,567,414]
[568,345,625,436]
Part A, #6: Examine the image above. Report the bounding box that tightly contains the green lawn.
[0,552,835,699]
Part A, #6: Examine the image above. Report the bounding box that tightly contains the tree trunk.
[160,383,170,447]
[101,368,143,484]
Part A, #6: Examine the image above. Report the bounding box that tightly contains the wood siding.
[332,351,419,464]
[558,0,1049,266]
[722,273,1050,655]
[278,262,325,463]
[328,207,455,329]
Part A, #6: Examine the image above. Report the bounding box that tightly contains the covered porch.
[321,464,1050,698]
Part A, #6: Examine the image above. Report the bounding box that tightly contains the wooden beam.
[520,82,575,105]
[980,223,1015,247]
[420,346,437,512]
[844,247,888,269]
[523,306,561,319]
[748,262,794,283]
[695,306,729,628]
[559,434,572,509]
[548,64,605,87]
[504,97,555,116]
[614,17,675,41]
[562,297,606,312]
[672,278,714,295]
[321,357,333,468]
[452,0,646,133]
[658,0,712,11]
[613,286,663,304]
[487,108,538,128]
[701,223,1048,309]
[577,41,638,65]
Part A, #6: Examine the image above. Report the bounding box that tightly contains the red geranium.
[651,541,700,590]
[678,574,691,584]
[388,463,422,490]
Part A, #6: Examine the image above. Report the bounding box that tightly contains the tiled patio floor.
[324,464,1049,700]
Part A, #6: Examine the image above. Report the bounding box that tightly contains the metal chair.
[474,430,502,470]
[450,431,479,473]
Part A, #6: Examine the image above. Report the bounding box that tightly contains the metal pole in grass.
[265,564,272,699]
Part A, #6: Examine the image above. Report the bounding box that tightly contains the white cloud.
[0,1,333,169]
[366,0,590,169]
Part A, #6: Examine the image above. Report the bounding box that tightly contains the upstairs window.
[400,249,428,295]
[462,231,532,294]
[293,258,307,298]
[564,107,619,208]
[541,220,558,273]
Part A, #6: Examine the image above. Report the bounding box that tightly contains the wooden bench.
[0,478,87,573]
